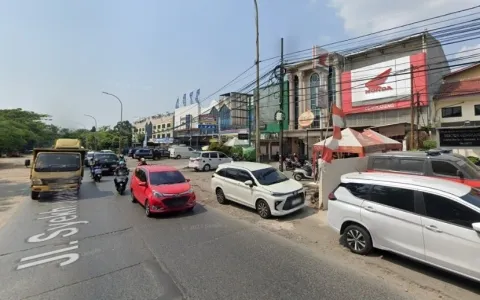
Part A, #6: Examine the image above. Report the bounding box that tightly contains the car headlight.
[32,179,43,185]
[153,191,164,198]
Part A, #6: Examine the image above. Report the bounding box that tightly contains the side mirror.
[24,159,30,167]
[186,178,191,182]
[472,222,480,233]
[139,182,147,187]
[244,180,253,187]
[457,170,465,181]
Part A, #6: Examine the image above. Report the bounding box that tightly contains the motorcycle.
[293,161,314,181]
[284,158,295,171]
[93,166,102,182]
[114,169,129,195]
[115,176,128,195]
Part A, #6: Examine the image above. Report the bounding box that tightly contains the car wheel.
[256,199,271,219]
[344,224,373,255]
[31,191,39,200]
[294,173,303,181]
[215,188,228,205]
[145,199,152,217]
[203,164,211,172]
[131,189,137,203]
[176,155,181,159]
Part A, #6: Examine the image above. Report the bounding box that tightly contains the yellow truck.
[25,138,87,200]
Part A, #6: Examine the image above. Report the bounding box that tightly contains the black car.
[93,152,119,175]
[154,149,170,158]
[128,148,139,158]
[134,148,165,160]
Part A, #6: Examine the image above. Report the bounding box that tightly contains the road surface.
[0,167,411,300]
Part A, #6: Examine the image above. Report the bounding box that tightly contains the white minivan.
[328,171,480,282]
[188,151,232,171]
[168,146,196,159]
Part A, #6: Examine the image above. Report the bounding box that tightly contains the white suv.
[189,151,232,171]
[211,162,305,218]
[328,172,480,282]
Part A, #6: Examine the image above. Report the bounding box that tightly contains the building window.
[294,75,299,130]
[167,123,171,127]
[475,105,480,116]
[162,134,165,138]
[310,73,320,128]
[162,124,166,128]
[166,133,170,138]
[441,106,462,118]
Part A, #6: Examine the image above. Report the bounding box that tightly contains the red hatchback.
[130,165,196,217]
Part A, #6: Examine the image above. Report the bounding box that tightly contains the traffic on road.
[1,142,479,300]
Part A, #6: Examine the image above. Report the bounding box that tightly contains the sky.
[0,0,479,129]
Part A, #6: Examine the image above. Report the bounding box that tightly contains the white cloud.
[329,0,480,36]
[453,44,480,69]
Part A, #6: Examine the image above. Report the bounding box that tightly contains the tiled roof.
[435,79,480,100]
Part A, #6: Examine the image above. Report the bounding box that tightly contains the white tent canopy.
[224,137,249,147]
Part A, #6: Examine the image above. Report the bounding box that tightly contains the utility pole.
[409,65,415,150]
[416,92,421,149]
[279,38,284,171]
[254,0,261,162]
[248,97,252,146]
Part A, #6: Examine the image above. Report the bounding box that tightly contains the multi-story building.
[132,112,174,144]
[338,32,449,143]
[283,46,333,157]
[433,63,480,156]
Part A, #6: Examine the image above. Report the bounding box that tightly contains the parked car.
[130,165,196,217]
[188,151,233,171]
[92,152,119,175]
[211,162,305,218]
[169,146,196,159]
[100,149,114,154]
[128,148,139,158]
[134,148,162,160]
[154,148,170,158]
[327,171,480,282]
[367,149,480,188]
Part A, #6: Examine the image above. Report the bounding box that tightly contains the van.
[169,146,196,159]
[367,150,480,188]
[328,171,480,282]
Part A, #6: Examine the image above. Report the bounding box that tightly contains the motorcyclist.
[118,154,126,164]
[114,161,129,188]
[90,159,100,177]
[138,157,147,166]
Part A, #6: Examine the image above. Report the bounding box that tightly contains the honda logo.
[365,68,393,94]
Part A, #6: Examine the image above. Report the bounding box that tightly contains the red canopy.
[362,129,402,151]
[313,128,385,157]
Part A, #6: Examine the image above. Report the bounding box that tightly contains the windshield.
[34,153,81,172]
[460,188,480,209]
[251,167,289,186]
[149,171,186,185]
[456,160,480,178]
[95,154,118,161]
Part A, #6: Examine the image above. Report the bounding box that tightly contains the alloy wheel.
[346,229,366,252]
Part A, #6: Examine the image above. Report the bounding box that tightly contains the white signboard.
[350,56,411,106]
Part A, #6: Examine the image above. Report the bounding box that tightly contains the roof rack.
[425,150,442,156]
[433,148,452,154]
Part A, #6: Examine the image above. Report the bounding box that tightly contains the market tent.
[224,137,249,147]
[362,129,402,151]
[313,128,385,156]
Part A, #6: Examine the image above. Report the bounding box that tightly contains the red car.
[130,165,196,217]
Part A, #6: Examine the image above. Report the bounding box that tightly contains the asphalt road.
[0,167,412,300]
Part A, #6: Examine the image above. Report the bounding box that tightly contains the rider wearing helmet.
[114,161,129,188]
[90,158,100,178]
[138,157,147,166]
[118,154,126,164]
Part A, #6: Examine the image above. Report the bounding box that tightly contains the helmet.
[140,157,145,162]
[119,154,124,158]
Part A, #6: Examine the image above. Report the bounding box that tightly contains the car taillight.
[328,192,337,200]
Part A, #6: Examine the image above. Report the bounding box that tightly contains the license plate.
[111,164,117,167]
[102,168,109,171]
[292,198,302,206]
